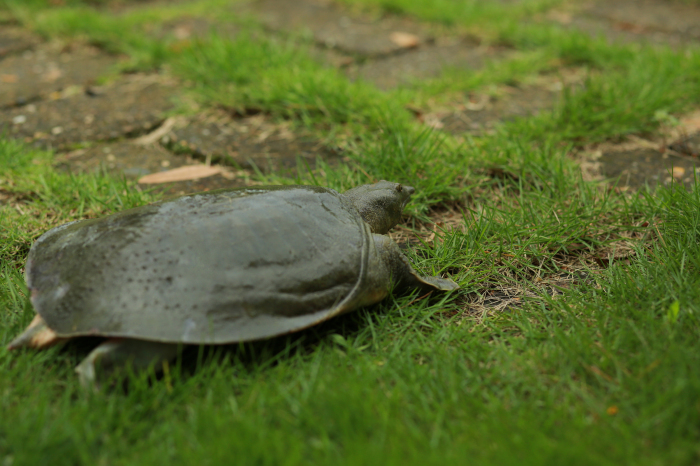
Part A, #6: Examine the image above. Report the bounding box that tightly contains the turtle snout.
[404,185,415,196]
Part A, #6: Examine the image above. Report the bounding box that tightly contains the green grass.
[173,34,412,129]
[509,46,700,143]
[337,0,566,28]
[4,138,700,465]
[2,0,700,464]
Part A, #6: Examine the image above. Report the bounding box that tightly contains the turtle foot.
[371,234,460,294]
[7,315,64,350]
[75,338,181,388]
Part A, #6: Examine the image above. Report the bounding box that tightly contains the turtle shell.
[26,186,373,344]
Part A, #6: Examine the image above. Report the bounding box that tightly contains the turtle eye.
[396,184,403,192]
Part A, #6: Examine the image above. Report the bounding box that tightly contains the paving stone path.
[0,0,698,193]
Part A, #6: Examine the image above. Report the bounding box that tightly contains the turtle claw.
[75,339,121,389]
[75,339,181,389]
[7,315,63,350]
[75,357,97,389]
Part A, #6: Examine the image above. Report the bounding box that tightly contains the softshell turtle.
[8,181,458,383]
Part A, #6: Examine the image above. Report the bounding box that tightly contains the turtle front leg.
[75,339,181,388]
[372,234,459,292]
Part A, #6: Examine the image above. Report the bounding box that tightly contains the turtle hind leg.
[7,314,65,350]
[75,338,181,388]
[372,234,459,293]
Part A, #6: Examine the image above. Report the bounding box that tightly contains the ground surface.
[1,0,698,190]
[1,0,700,464]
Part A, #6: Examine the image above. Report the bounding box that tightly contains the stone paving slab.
[669,132,700,157]
[429,68,587,135]
[247,0,429,57]
[587,0,700,41]
[0,26,40,58]
[154,173,251,197]
[549,0,700,47]
[163,110,336,172]
[54,141,191,179]
[53,138,256,196]
[150,16,240,41]
[598,149,700,190]
[2,74,176,149]
[565,15,689,47]
[0,42,119,108]
[347,40,502,90]
[54,139,254,195]
[435,85,558,135]
[579,111,700,190]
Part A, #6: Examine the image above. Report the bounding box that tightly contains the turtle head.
[342,180,415,234]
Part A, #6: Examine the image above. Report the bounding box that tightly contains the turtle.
[8,180,458,384]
